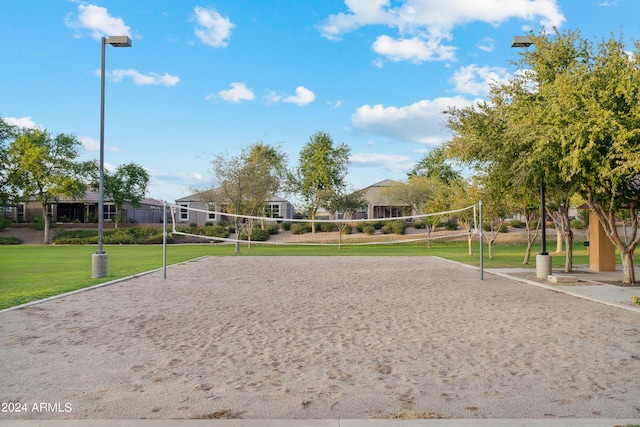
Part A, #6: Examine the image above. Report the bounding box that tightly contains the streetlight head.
[511,36,533,48]
[106,36,132,47]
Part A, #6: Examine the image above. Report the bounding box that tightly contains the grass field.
[0,240,591,310]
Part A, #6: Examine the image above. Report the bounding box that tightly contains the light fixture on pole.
[511,35,551,278]
[92,35,132,279]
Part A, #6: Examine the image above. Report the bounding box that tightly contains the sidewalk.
[486,264,640,314]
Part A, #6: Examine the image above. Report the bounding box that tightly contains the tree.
[408,147,462,184]
[445,31,582,273]
[207,142,287,252]
[325,189,367,249]
[0,117,19,206]
[449,180,481,256]
[388,176,455,249]
[8,128,94,243]
[103,162,150,228]
[292,131,350,233]
[542,34,640,284]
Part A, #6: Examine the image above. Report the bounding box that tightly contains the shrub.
[103,229,136,244]
[0,217,10,231]
[31,216,50,231]
[319,222,334,232]
[0,236,21,245]
[240,227,269,241]
[266,224,279,235]
[57,215,72,223]
[339,224,352,234]
[382,220,406,235]
[483,222,508,233]
[509,219,523,228]
[414,220,426,229]
[204,221,214,227]
[633,296,640,306]
[570,219,586,230]
[444,218,458,231]
[361,223,376,235]
[200,225,230,238]
[53,229,98,244]
[372,221,385,230]
[280,221,291,231]
[290,223,307,234]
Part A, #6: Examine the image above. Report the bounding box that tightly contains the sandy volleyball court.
[1,256,639,420]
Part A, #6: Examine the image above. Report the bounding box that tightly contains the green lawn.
[0,240,590,310]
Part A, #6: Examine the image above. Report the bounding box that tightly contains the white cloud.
[193,6,234,48]
[450,64,511,96]
[108,69,180,86]
[350,152,413,173]
[372,35,456,63]
[477,37,495,53]
[351,96,477,144]
[4,116,41,129]
[217,82,256,103]
[79,136,119,152]
[148,169,204,182]
[283,86,316,106]
[319,0,565,63]
[66,4,130,39]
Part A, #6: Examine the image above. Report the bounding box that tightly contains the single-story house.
[2,191,165,224]
[174,192,294,226]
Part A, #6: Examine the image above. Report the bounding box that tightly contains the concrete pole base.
[92,253,108,278]
[536,254,552,279]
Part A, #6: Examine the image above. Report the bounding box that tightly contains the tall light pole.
[511,35,552,278]
[92,35,132,279]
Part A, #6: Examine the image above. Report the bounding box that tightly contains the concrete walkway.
[487,264,640,314]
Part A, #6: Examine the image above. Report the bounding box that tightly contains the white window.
[207,203,217,220]
[265,203,280,217]
[180,204,189,221]
[104,204,116,220]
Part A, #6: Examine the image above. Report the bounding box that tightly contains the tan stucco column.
[588,211,616,272]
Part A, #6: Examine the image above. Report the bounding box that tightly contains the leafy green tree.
[103,162,150,228]
[540,33,640,284]
[408,147,462,184]
[382,175,457,248]
[207,142,287,252]
[448,180,481,256]
[291,131,350,233]
[325,189,367,249]
[446,31,583,272]
[0,117,19,206]
[8,129,94,243]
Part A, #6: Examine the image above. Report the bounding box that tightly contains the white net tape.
[167,203,478,246]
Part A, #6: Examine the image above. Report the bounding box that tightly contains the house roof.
[175,192,291,204]
[358,179,403,192]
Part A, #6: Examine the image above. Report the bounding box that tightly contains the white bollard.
[92,253,108,278]
[536,253,552,279]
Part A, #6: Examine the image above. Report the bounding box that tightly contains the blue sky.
[2,0,640,204]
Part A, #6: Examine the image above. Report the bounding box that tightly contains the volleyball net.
[166,203,478,247]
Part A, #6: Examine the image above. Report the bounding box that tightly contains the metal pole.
[98,37,106,255]
[163,200,167,280]
[540,177,547,255]
[92,37,108,279]
[479,200,483,280]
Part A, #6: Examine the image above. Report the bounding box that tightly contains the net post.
[163,200,167,280]
[479,200,483,280]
